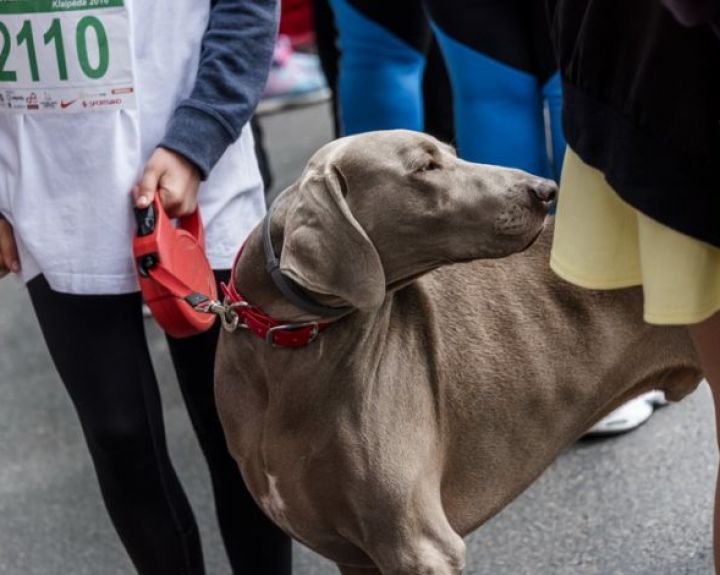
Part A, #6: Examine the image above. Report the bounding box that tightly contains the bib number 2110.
[0,1,135,114]
[0,16,108,82]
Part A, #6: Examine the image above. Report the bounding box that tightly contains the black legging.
[27,272,291,575]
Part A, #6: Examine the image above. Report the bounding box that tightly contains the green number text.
[76,16,108,80]
[0,22,17,82]
[43,18,67,81]
[16,20,39,82]
[0,15,112,84]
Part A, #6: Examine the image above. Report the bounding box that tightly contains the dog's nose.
[528,178,557,203]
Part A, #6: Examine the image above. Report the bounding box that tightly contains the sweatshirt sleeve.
[160,0,279,179]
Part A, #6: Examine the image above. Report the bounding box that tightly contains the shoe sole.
[583,391,669,437]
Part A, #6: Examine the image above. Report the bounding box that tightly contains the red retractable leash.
[133,196,348,346]
[133,196,218,338]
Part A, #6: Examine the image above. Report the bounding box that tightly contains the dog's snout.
[528,179,557,203]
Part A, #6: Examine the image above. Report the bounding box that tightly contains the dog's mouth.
[519,216,547,251]
[495,208,547,238]
[484,207,548,258]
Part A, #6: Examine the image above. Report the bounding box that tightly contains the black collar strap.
[262,201,352,319]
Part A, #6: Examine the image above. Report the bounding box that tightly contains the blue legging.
[329,0,565,179]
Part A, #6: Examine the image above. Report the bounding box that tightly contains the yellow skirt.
[550,148,720,326]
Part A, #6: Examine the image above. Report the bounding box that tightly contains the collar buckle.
[265,322,320,347]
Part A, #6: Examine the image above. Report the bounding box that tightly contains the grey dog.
[215,130,702,574]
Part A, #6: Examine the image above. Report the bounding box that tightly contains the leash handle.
[133,195,218,337]
[177,210,205,251]
[134,196,205,246]
[153,196,206,251]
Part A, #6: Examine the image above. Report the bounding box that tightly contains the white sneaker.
[584,391,668,437]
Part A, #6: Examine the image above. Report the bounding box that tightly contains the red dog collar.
[221,245,333,348]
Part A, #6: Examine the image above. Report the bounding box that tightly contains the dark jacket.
[662,0,719,24]
[160,0,278,179]
[662,0,720,37]
[547,0,720,247]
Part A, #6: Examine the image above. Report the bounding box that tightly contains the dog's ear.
[279,167,386,310]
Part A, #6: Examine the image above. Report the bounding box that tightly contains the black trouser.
[27,272,291,575]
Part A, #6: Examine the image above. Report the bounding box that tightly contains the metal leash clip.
[192,299,249,333]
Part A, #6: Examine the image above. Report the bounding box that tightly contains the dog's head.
[277,130,555,311]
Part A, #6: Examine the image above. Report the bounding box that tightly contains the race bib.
[0,0,136,113]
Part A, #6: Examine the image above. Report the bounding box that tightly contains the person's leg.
[251,116,274,193]
[318,0,451,141]
[165,270,292,575]
[329,0,431,134]
[688,312,720,574]
[314,0,342,137]
[541,72,565,179]
[27,275,204,575]
[425,0,549,175]
[423,38,455,145]
[532,0,566,180]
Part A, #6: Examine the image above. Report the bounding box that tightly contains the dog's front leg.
[348,477,466,575]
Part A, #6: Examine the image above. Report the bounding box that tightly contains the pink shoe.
[257,36,331,115]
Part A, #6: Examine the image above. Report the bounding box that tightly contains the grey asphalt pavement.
[0,103,716,574]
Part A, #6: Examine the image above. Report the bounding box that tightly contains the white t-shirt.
[0,0,265,294]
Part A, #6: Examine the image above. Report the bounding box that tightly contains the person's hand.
[132,148,201,218]
[0,219,20,280]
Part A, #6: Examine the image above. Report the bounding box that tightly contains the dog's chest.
[259,472,300,536]
[260,473,288,520]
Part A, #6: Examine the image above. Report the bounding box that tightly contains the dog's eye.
[418,160,441,173]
